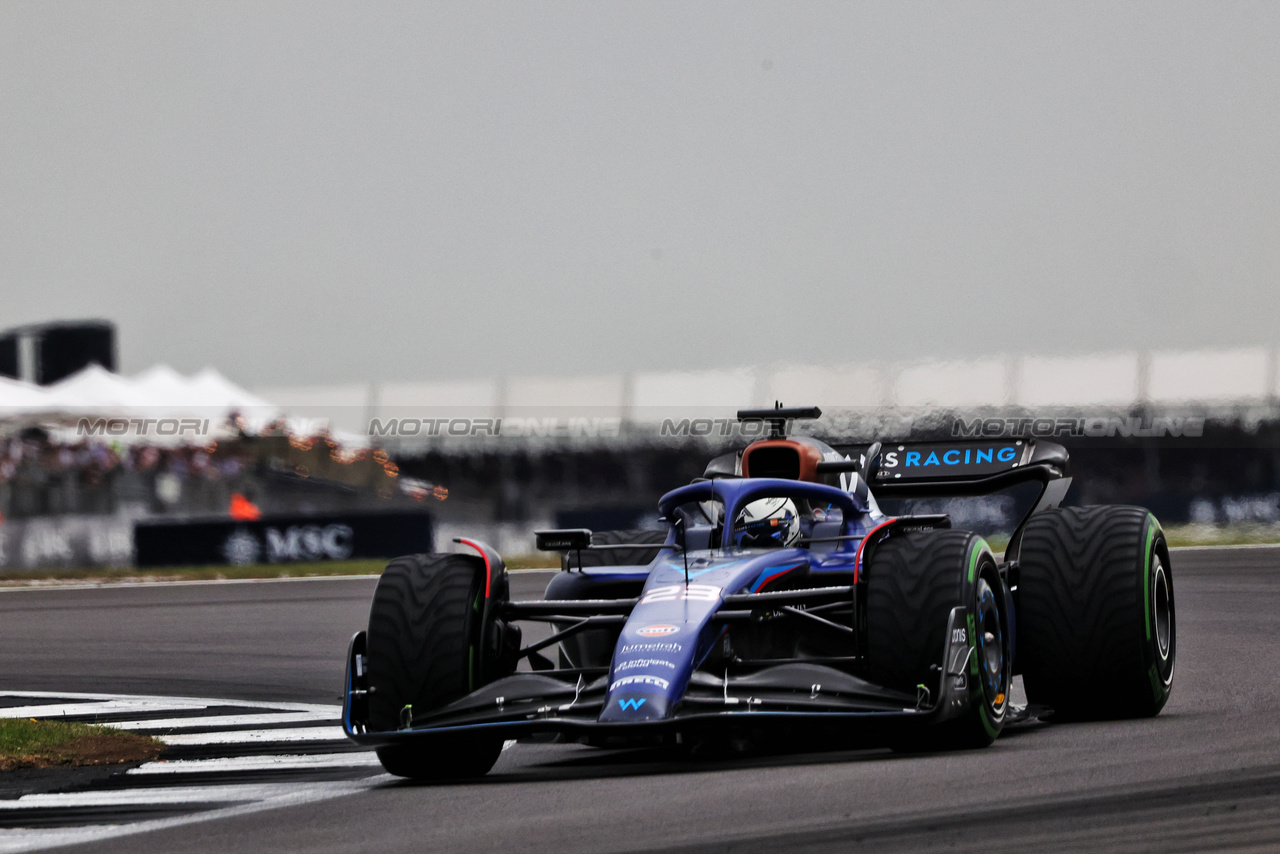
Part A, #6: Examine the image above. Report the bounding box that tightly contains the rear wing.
[837,438,1072,525]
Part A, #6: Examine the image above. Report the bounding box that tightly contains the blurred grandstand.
[2,343,1278,564]
[255,346,1280,546]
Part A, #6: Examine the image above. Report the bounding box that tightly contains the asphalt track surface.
[3,546,1280,853]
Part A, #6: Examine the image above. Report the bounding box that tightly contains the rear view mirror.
[534,529,593,551]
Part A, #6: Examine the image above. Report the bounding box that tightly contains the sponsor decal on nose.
[620,642,682,653]
[637,623,679,637]
[610,675,671,691]
[615,658,677,671]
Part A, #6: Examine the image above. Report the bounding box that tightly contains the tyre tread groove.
[1017,505,1172,719]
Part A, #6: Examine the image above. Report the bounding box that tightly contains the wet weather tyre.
[365,553,503,779]
[1016,506,1174,720]
[866,530,1011,751]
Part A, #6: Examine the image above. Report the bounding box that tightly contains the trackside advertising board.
[135,510,433,567]
[873,441,1027,482]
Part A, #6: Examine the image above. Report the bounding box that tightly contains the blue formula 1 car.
[342,407,1176,779]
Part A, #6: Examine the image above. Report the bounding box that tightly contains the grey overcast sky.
[2,2,1277,388]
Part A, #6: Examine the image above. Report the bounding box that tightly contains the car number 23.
[640,584,722,604]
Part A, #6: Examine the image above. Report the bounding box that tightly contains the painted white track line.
[105,711,336,731]
[0,689,339,716]
[0,778,388,854]
[1,784,328,808]
[0,701,210,720]
[158,726,348,746]
[0,691,384,854]
[127,753,383,775]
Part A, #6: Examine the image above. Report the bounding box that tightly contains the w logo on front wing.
[618,698,646,711]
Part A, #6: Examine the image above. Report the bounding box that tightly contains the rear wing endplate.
[851,437,1072,524]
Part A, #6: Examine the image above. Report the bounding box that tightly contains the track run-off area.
[1,546,1278,853]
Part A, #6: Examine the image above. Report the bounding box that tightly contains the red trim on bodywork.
[854,518,897,583]
[754,565,799,592]
[456,538,492,597]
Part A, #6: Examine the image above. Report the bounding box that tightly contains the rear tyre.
[365,553,504,780]
[866,530,1011,751]
[1016,506,1175,720]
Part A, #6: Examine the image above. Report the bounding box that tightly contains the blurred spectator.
[229,492,262,521]
[0,427,408,521]
[0,419,1277,528]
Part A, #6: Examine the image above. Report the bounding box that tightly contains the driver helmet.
[733,497,801,548]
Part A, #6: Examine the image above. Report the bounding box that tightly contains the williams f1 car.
[342,407,1176,779]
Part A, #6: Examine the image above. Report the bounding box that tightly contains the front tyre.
[365,553,504,779]
[1016,506,1175,720]
[375,740,502,781]
[866,530,1011,751]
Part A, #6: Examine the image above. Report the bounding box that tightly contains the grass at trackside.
[1164,524,1280,548]
[0,554,562,586]
[506,555,561,569]
[990,526,1280,552]
[1,528,1276,586]
[986,526,1280,553]
[0,560,389,585]
[511,530,1280,553]
[0,719,163,771]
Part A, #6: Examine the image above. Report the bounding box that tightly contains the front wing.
[343,606,981,747]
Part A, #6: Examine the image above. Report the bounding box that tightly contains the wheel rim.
[975,576,1007,711]
[1152,556,1172,661]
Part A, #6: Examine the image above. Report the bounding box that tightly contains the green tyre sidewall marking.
[1143,518,1155,642]
[968,537,1002,739]
[967,538,983,584]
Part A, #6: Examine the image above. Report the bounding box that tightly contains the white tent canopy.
[42,364,154,411]
[0,376,52,412]
[185,367,276,412]
[0,365,281,443]
[124,364,277,415]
